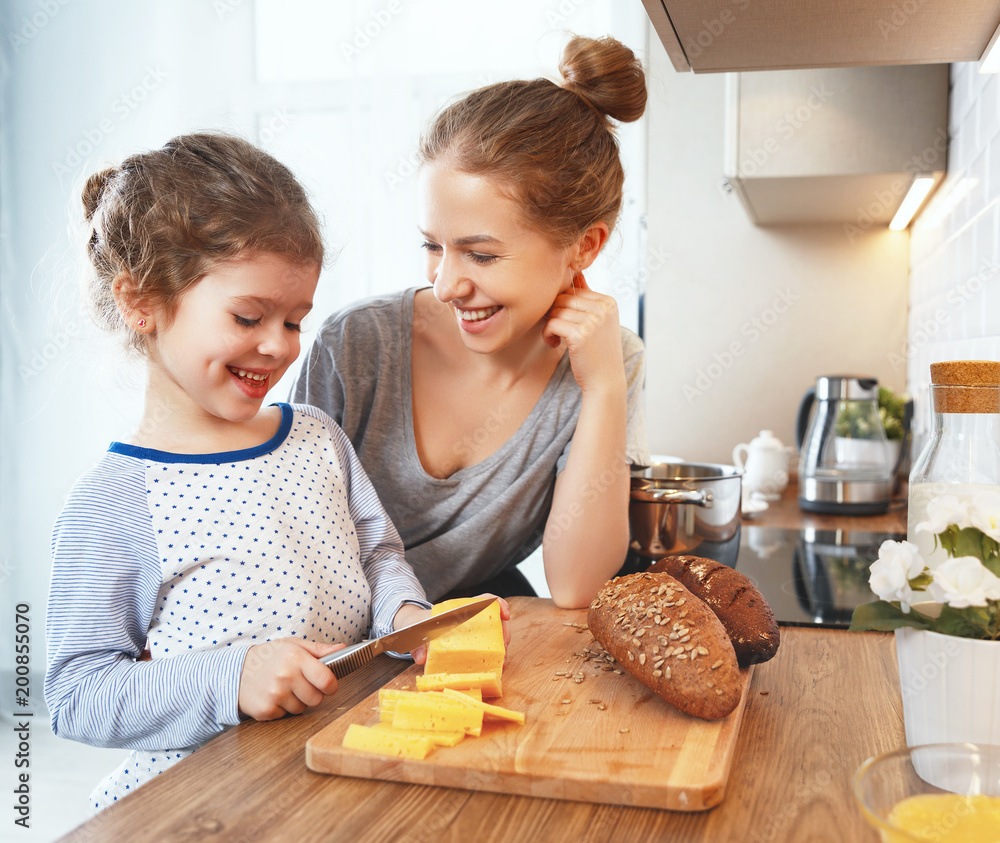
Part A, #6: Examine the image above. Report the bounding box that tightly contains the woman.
[292,35,649,608]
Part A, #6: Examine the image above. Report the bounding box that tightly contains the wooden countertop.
[743,477,907,534]
[57,613,904,842]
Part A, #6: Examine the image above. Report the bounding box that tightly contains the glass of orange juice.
[853,743,1000,842]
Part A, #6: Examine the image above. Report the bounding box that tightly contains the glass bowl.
[853,743,1000,842]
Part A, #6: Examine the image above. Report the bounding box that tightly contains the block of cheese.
[370,721,466,747]
[342,723,435,759]
[415,671,503,698]
[423,598,505,676]
[391,695,484,736]
[441,688,526,725]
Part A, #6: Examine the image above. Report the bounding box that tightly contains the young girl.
[43,133,440,812]
[291,35,650,608]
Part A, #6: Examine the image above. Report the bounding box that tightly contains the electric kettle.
[795,375,892,515]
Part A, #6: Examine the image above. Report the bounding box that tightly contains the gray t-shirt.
[290,287,649,601]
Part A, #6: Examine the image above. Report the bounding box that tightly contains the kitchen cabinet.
[642,0,1000,73]
[724,64,949,225]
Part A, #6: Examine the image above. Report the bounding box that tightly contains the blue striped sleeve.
[294,405,430,638]
[43,454,248,750]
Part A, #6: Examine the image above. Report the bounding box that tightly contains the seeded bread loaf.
[647,555,780,668]
[587,572,742,720]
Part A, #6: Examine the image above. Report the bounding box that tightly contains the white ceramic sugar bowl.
[732,430,795,500]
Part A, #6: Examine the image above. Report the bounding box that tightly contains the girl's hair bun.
[558,35,646,124]
[81,166,119,223]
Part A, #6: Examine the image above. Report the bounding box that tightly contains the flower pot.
[895,627,1000,746]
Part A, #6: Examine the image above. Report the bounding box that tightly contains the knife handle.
[320,640,375,679]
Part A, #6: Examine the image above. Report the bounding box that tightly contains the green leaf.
[909,572,933,590]
[849,601,934,632]
[934,606,989,639]
[951,527,989,560]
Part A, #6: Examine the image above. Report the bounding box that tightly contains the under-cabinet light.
[980,21,1000,73]
[889,176,936,231]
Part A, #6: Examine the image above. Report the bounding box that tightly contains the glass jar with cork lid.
[907,360,1000,566]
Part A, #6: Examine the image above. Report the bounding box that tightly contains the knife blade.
[320,596,497,679]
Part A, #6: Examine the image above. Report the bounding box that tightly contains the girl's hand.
[238,638,343,721]
[542,274,626,396]
[399,595,512,666]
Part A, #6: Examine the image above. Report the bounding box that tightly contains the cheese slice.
[391,696,484,736]
[378,688,482,721]
[424,598,505,676]
[342,723,435,759]
[370,721,466,747]
[442,687,526,725]
[416,671,503,698]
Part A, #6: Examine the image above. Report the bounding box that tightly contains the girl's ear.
[112,274,156,335]
[570,221,610,272]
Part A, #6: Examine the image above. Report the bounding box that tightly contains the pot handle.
[643,488,713,508]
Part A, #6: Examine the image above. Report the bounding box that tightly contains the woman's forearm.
[542,385,630,608]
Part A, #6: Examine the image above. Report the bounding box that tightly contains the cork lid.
[930,360,1000,386]
[930,360,1000,413]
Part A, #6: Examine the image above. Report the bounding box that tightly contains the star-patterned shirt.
[44,403,428,811]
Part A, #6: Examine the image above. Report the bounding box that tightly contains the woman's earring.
[137,319,146,329]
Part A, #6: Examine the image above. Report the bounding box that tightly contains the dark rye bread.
[647,555,780,668]
[587,572,741,720]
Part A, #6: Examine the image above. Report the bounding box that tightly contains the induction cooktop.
[733,525,905,628]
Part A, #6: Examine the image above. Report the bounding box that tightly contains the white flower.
[915,495,969,535]
[926,556,1000,608]
[869,540,926,611]
[969,490,1000,542]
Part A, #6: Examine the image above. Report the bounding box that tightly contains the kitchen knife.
[320,596,497,679]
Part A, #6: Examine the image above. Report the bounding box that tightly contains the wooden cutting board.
[306,595,754,811]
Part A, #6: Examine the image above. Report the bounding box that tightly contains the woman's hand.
[395,595,512,665]
[237,638,343,721]
[542,273,626,397]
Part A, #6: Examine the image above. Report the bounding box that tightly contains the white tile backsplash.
[907,63,1000,407]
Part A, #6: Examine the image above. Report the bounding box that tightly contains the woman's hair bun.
[558,35,646,124]
[81,166,119,222]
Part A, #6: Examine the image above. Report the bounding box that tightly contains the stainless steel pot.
[628,462,742,561]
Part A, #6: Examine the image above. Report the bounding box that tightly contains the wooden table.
[56,610,904,842]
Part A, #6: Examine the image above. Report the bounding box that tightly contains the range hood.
[724,65,949,228]
[641,0,1000,73]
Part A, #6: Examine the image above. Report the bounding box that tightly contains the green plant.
[834,386,907,442]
